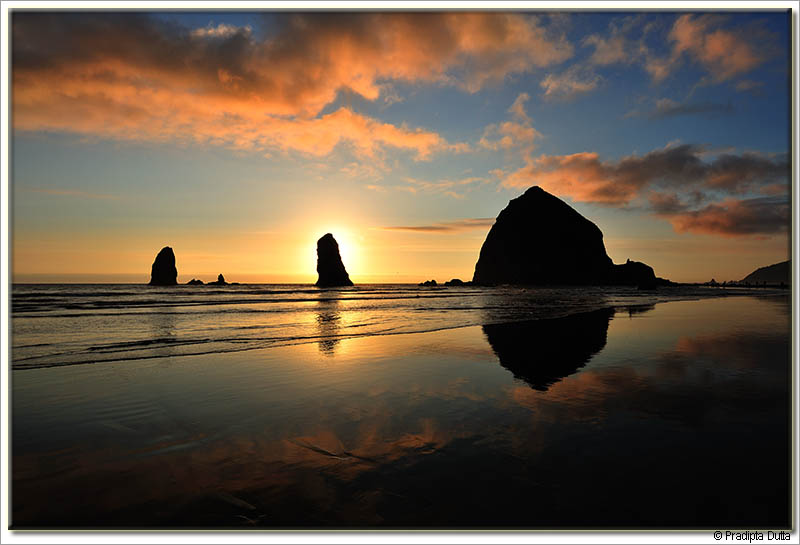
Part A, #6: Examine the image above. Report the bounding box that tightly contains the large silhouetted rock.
[315,233,354,287]
[473,186,612,285]
[472,186,663,287]
[149,246,178,286]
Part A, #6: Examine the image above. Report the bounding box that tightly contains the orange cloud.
[667,14,767,82]
[12,12,572,155]
[582,14,774,85]
[480,93,540,154]
[663,197,789,237]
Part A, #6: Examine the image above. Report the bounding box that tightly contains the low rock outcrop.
[419,279,438,286]
[186,278,204,285]
[315,233,354,287]
[208,274,228,286]
[149,247,178,286]
[472,186,665,287]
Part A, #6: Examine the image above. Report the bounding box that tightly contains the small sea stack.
[149,246,178,286]
[208,274,228,286]
[315,233,354,287]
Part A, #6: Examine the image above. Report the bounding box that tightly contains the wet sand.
[11,295,791,528]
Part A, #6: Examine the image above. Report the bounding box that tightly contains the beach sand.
[11,295,790,528]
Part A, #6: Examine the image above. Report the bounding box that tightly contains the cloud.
[583,16,647,66]
[627,97,735,119]
[499,143,789,236]
[508,92,531,123]
[583,14,775,85]
[480,93,541,156]
[190,22,252,39]
[394,176,489,199]
[382,218,495,233]
[663,197,789,237]
[28,188,120,200]
[668,15,765,82]
[540,65,602,101]
[735,79,764,95]
[503,144,788,203]
[12,12,573,154]
[479,121,540,152]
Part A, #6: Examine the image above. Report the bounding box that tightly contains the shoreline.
[10,288,790,372]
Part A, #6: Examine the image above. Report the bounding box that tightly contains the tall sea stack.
[472,186,660,287]
[315,233,354,287]
[149,246,178,286]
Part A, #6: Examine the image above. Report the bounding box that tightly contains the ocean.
[10,284,792,528]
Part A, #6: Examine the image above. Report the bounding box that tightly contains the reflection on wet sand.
[316,298,341,356]
[482,307,616,390]
[11,297,790,528]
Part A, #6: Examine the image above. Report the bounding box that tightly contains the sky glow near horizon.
[10,10,791,284]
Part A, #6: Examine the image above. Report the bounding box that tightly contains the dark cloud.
[663,196,789,237]
[502,143,789,237]
[648,99,734,119]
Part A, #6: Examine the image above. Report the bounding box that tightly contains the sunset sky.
[10,10,791,284]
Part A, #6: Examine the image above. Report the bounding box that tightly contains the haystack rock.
[315,233,354,287]
[472,186,662,287]
[149,246,178,286]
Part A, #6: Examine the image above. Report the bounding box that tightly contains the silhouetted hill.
[472,186,663,287]
[316,233,354,287]
[740,260,789,284]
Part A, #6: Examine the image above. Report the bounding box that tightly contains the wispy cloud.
[626,97,735,119]
[29,188,120,200]
[394,176,489,199]
[190,22,252,39]
[382,218,495,233]
[540,65,602,101]
[735,79,764,95]
[480,93,541,156]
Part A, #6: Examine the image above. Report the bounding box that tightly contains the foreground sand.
[12,295,790,528]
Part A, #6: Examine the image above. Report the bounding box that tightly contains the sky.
[9,9,792,284]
